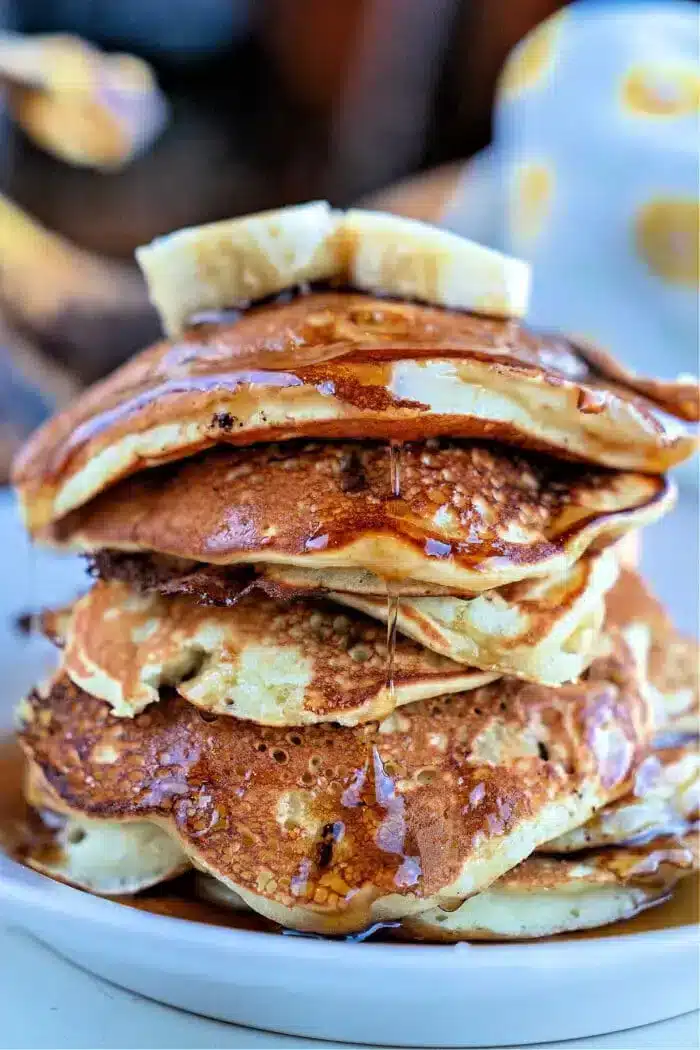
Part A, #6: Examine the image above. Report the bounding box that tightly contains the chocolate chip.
[212,411,236,432]
[317,821,344,868]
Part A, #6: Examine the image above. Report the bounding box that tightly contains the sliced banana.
[136,201,342,337]
[342,208,530,320]
[136,203,530,335]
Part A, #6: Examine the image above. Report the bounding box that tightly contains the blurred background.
[5,0,564,244]
[0,0,697,479]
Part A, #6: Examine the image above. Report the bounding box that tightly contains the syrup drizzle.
[1,739,697,942]
[385,441,402,707]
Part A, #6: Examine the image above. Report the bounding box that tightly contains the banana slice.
[342,209,530,319]
[135,201,342,337]
[136,203,530,335]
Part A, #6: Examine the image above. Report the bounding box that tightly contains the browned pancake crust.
[13,292,697,531]
[88,551,454,601]
[49,441,668,582]
[575,340,699,422]
[19,637,652,932]
[88,552,290,605]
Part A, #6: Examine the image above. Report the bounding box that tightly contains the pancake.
[45,580,495,726]
[605,569,699,735]
[13,292,697,532]
[650,632,700,738]
[19,757,190,894]
[81,547,618,687]
[195,746,700,937]
[400,835,698,941]
[329,549,618,686]
[89,551,463,600]
[22,812,189,895]
[543,742,699,853]
[17,641,652,935]
[88,534,630,604]
[44,440,673,594]
[194,874,252,914]
[615,529,641,571]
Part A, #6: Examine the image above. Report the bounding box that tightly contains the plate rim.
[1,849,697,974]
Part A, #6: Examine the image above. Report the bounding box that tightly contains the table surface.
[0,481,697,1050]
[0,926,698,1050]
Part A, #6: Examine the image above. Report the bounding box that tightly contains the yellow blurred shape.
[622,66,700,118]
[0,193,148,329]
[500,14,564,98]
[512,162,554,244]
[635,199,700,287]
[3,34,167,170]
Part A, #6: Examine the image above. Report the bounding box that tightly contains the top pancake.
[13,292,697,531]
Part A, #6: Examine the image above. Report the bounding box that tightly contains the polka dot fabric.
[444,2,699,385]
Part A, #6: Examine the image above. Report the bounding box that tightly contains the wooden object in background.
[362,162,462,223]
[0,194,158,381]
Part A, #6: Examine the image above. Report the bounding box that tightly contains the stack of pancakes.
[12,204,699,940]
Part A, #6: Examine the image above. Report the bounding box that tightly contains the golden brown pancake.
[24,743,695,937]
[89,550,462,601]
[20,758,190,894]
[13,292,697,531]
[22,812,189,896]
[575,338,699,423]
[47,554,617,722]
[44,440,673,594]
[543,742,699,853]
[18,640,652,935]
[605,569,699,735]
[44,580,495,726]
[87,535,629,605]
[400,834,699,941]
[329,549,618,686]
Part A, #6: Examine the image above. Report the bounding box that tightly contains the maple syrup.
[1,736,698,943]
[385,440,403,708]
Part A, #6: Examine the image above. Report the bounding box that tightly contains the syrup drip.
[385,441,403,708]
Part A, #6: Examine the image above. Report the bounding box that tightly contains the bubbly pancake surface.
[47,440,672,593]
[46,555,615,722]
[18,639,652,934]
[78,548,619,689]
[13,292,697,530]
[21,746,697,936]
[46,580,495,725]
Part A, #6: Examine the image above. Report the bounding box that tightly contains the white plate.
[0,487,698,1048]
